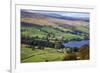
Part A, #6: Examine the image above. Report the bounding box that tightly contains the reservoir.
[63,40,89,48]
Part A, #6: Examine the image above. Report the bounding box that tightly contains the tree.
[63,51,77,61]
[54,37,64,49]
[77,45,89,60]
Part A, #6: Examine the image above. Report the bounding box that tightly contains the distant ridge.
[21,10,89,22]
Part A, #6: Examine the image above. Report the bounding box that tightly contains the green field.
[21,44,89,63]
[21,45,64,63]
[21,23,87,40]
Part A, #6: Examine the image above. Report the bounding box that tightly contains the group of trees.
[21,33,65,50]
[63,44,89,60]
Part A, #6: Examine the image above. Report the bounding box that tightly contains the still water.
[63,40,89,48]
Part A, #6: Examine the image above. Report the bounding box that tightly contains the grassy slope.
[21,45,64,62]
[21,24,85,40]
[21,44,89,63]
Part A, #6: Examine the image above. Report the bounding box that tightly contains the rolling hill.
[21,10,89,40]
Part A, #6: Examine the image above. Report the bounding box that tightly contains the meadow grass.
[21,45,64,63]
